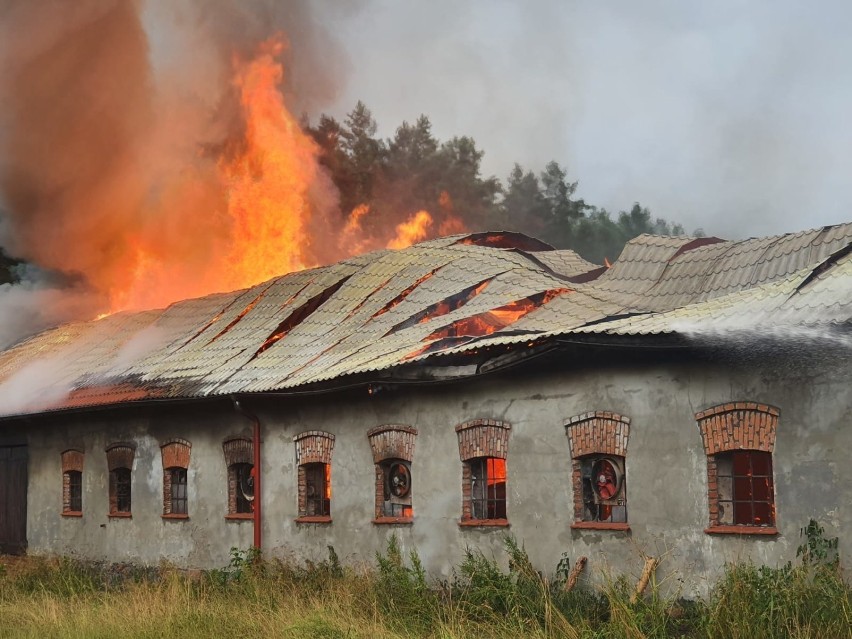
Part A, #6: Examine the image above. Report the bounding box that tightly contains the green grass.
[0,527,850,638]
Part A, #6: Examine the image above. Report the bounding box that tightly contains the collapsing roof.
[1,224,851,419]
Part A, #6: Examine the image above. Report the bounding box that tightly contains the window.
[565,412,631,530]
[294,431,334,522]
[456,419,511,526]
[470,457,507,520]
[67,471,82,512]
[169,468,188,515]
[696,403,779,534]
[105,443,135,517]
[579,455,626,523]
[161,439,191,518]
[716,450,774,527]
[113,468,132,513]
[367,425,417,523]
[223,438,254,518]
[61,449,84,516]
[304,462,330,517]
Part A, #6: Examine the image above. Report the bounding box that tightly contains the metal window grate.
[233,463,254,514]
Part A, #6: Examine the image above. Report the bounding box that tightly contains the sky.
[317,1,852,239]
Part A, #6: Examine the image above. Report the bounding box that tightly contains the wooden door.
[0,445,27,555]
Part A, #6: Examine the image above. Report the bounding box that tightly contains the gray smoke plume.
[0,0,357,347]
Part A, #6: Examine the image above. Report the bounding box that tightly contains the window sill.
[162,513,189,520]
[295,516,332,524]
[108,512,132,519]
[571,522,630,531]
[705,525,778,536]
[225,513,254,521]
[373,516,413,525]
[459,518,510,528]
[61,511,83,518]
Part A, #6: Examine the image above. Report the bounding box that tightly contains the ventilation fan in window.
[386,462,411,499]
[590,457,625,505]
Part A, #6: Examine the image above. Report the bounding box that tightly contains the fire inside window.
[232,462,254,514]
[170,468,188,515]
[470,457,507,520]
[66,471,82,512]
[114,468,131,513]
[382,460,412,518]
[305,462,331,517]
[716,450,774,526]
[581,455,627,523]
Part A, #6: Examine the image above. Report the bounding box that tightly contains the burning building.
[0,223,851,595]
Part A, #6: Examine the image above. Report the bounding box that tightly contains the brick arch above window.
[367,425,417,463]
[293,431,334,465]
[455,419,511,461]
[223,437,253,467]
[695,402,779,455]
[564,411,630,458]
[61,449,84,474]
[105,442,135,471]
[160,438,191,469]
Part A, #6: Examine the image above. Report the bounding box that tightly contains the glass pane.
[753,477,772,501]
[717,476,733,501]
[734,501,753,525]
[751,452,771,476]
[734,476,753,500]
[732,451,750,475]
[753,502,773,526]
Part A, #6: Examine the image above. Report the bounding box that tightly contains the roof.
[1,223,851,419]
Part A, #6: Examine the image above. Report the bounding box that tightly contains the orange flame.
[387,210,433,250]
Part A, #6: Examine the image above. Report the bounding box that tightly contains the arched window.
[223,438,254,518]
[293,431,334,523]
[455,419,511,526]
[161,439,191,519]
[565,412,630,530]
[696,403,779,534]
[105,443,135,517]
[61,449,84,516]
[368,425,417,523]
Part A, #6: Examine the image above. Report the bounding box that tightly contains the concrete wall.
[22,351,852,596]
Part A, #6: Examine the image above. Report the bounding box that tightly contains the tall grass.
[0,523,849,638]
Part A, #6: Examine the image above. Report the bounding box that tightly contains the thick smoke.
[0,0,353,347]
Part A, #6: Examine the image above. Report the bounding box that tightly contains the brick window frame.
[105,442,135,518]
[294,431,334,524]
[368,425,417,525]
[456,419,511,527]
[565,412,631,531]
[223,437,254,520]
[61,449,84,517]
[696,402,779,535]
[160,438,191,520]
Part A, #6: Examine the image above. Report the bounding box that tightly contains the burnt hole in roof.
[424,288,571,341]
[372,267,442,319]
[206,283,276,345]
[403,336,475,361]
[250,276,352,360]
[792,241,852,296]
[456,232,555,252]
[388,277,493,334]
